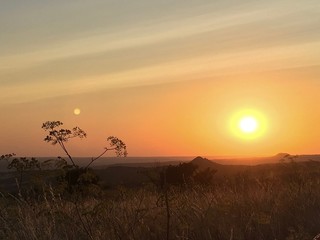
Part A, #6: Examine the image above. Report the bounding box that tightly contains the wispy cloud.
[1,0,319,104]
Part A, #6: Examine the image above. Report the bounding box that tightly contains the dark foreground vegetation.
[0,121,319,239]
[1,158,320,240]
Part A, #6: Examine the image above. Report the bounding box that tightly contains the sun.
[239,116,258,133]
[229,109,267,140]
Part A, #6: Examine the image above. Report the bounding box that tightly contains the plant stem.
[59,141,77,168]
[85,147,117,169]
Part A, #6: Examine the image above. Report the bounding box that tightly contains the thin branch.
[85,147,117,169]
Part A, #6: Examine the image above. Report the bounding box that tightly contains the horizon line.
[8,153,320,159]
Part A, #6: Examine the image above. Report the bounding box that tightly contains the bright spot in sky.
[239,116,258,133]
[229,109,267,140]
[74,108,81,115]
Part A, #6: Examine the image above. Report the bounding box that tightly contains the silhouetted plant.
[42,121,127,194]
[85,136,127,169]
[160,162,217,187]
[42,121,127,169]
[0,153,15,164]
[161,163,198,187]
[0,153,41,187]
[193,167,217,185]
[57,167,99,194]
[42,121,86,168]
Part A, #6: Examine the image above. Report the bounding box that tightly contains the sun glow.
[239,116,258,133]
[230,109,267,140]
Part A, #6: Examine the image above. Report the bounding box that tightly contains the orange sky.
[1,1,320,157]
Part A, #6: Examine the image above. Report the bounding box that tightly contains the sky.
[1,0,320,157]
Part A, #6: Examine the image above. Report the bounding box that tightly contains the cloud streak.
[1,0,319,104]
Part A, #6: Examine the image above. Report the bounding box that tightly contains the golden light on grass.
[230,109,267,140]
[73,108,81,115]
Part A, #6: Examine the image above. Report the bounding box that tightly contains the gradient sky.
[1,0,320,157]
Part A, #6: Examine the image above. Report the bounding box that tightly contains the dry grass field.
[0,158,319,240]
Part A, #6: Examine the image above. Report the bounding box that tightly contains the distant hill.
[189,155,320,179]
[2,154,320,172]
[190,156,249,177]
[208,153,320,165]
[191,156,221,168]
[93,155,320,187]
[1,154,320,190]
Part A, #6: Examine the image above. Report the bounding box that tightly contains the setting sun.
[239,116,258,133]
[230,109,267,140]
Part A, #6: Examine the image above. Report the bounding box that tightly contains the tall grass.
[0,164,320,240]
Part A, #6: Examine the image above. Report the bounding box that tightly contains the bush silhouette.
[161,162,216,187]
